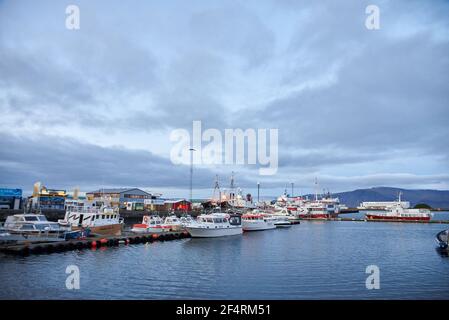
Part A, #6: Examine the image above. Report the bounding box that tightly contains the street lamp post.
[257,182,260,203]
[291,182,294,198]
[189,148,196,209]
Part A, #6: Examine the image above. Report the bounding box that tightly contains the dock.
[0,231,191,256]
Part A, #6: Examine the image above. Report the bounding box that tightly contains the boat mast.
[212,175,221,204]
[230,172,236,211]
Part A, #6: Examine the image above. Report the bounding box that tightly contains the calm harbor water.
[1,214,449,299]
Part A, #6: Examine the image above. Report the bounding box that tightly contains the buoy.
[152,234,159,239]
[91,241,97,248]
[100,238,108,245]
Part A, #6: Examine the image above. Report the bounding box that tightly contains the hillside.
[330,187,449,209]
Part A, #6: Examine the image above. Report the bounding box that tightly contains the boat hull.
[366,214,431,222]
[242,220,276,231]
[300,214,330,220]
[73,224,122,236]
[130,226,169,234]
[274,222,292,228]
[186,226,243,238]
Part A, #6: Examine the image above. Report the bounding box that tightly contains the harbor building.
[163,199,192,212]
[64,194,86,210]
[144,198,165,211]
[359,201,410,210]
[86,188,161,209]
[30,187,67,210]
[0,188,22,210]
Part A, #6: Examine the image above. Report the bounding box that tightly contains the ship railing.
[67,206,101,214]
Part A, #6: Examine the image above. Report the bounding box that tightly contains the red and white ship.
[365,193,432,222]
[299,202,332,220]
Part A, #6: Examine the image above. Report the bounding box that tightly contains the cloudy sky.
[0,0,448,198]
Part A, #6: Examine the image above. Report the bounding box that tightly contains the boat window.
[92,215,95,221]
[102,215,106,219]
[25,216,39,221]
[20,224,35,230]
[35,224,50,230]
[37,216,48,221]
[206,218,213,223]
[229,216,241,226]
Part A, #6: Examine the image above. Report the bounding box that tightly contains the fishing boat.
[59,204,124,236]
[365,193,432,222]
[301,202,331,220]
[131,215,171,233]
[242,212,276,231]
[185,212,242,238]
[435,229,449,250]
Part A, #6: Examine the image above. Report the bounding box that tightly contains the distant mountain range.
[323,187,449,209]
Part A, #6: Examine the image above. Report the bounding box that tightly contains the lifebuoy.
[143,216,149,224]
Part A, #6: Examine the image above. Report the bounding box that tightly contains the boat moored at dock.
[185,212,242,238]
[242,212,276,231]
[59,205,123,236]
[4,213,66,234]
[163,215,183,231]
[131,215,171,233]
[269,216,292,228]
[365,193,432,222]
[1,213,70,243]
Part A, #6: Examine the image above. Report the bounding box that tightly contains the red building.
[164,199,192,211]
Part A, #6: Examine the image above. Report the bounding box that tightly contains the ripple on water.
[0,221,448,299]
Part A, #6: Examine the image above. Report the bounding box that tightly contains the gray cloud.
[0,134,220,191]
[0,0,448,196]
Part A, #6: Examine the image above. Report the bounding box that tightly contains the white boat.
[163,215,183,231]
[5,213,67,234]
[269,215,292,228]
[242,212,276,231]
[131,215,171,233]
[2,213,68,242]
[185,212,242,238]
[180,214,194,227]
[59,204,123,236]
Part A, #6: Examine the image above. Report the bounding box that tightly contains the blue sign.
[0,188,22,197]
